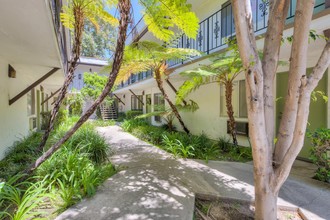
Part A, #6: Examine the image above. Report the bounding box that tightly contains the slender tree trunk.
[231,1,330,220]
[37,7,85,151]
[26,0,131,174]
[154,66,190,134]
[224,81,238,146]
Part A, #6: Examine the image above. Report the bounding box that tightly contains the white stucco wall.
[0,59,32,160]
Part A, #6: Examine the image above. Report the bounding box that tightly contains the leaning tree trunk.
[154,66,190,134]
[37,7,85,152]
[224,81,238,146]
[26,0,131,174]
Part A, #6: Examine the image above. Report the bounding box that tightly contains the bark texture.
[154,64,190,134]
[224,81,238,146]
[26,0,131,174]
[231,0,329,219]
[38,6,85,151]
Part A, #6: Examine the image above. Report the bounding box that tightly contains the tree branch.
[307,41,330,91]
[262,0,290,147]
[274,0,315,166]
[232,0,272,183]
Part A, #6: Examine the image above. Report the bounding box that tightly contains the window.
[27,88,36,116]
[131,95,143,111]
[154,93,165,122]
[220,80,247,118]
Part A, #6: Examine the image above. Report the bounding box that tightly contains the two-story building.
[114,0,330,159]
[0,0,69,159]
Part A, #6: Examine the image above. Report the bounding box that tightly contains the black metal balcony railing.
[117,0,326,90]
[50,0,68,74]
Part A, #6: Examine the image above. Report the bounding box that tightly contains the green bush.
[121,119,252,163]
[40,111,51,130]
[117,112,126,122]
[0,133,43,180]
[308,128,330,183]
[0,116,116,217]
[54,108,68,129]
[121,119,149,133]
[126,110,143,119]
[89,119,116,127]
[0,175,50,220]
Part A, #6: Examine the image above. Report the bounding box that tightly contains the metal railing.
[117,0,326,90]
[49,0,68,74]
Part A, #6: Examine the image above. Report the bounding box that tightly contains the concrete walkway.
[56,126,330,220]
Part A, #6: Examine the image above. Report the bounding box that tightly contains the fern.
[140,0,199,42]
[105,41,202,85]
[60,0,118,31]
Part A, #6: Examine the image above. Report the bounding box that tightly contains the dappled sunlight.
[57,126,330,220]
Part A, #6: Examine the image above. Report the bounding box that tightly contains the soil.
[195,197,303,220]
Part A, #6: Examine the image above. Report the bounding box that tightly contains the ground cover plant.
[121,118,252,162]
[308,128,330,183]
[0,117,116,219]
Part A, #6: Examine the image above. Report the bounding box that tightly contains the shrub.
[308,128,330,183]
[89,119,116,127]
[0,175,50,220]
[54,108,68,129]
[41,111,51,130]
[0,133,42,180]
[117,112,126,122]
[126,110,143,119]
[121,119,148,133]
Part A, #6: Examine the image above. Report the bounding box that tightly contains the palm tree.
[176,41,243,145]
[38,0,117,151]
[114,41,201,134]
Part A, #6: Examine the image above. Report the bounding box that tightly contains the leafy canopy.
[105,41,201,84]
[176,41,243,104]
[82,20,117,58]
[60,0,118,31]
[140,0,199,42]
[81,72,113,103]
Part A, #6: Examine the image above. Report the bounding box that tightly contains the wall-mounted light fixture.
[8,64,16,78]
[142,91,145,95]
[123,94,125,98]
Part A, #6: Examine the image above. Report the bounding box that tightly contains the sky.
[110,0,143,31]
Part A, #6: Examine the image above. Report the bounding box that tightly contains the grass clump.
[88,119,116,127]
[0,116,116,218]
[121,119,252,163]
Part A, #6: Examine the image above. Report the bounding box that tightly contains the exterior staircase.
[100,102,117,120]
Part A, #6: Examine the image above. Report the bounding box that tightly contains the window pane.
[154,93,164,122]
[239,80,248,118]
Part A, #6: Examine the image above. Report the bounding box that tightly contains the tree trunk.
[154,66,190,134]
[26,0,131,174]
[37,7,85,152]
[224,81,238,146]
[254,175,278,220]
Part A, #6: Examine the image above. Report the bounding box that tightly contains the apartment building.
[0,0,69,159]
[114,0,330,159]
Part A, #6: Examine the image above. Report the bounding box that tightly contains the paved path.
[56,126,330,220]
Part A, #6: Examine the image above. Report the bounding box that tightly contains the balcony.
[118,0,326,90]
[49,0,68,74]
